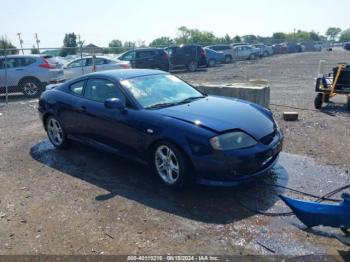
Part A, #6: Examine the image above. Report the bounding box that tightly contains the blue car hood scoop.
[156,96,274,140]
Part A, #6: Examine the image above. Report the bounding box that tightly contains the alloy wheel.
[155,145,180,185]
[47,118,64,146]
[23,82,39,97]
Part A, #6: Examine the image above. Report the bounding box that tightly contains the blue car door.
[58,79,86,136]
[78,78,144,156]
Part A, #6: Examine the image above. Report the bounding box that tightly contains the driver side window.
[84,78,126,104]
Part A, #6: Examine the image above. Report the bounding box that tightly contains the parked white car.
[233,45,261,60]
[63,56,130,80]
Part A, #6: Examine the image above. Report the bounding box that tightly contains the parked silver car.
[254,44,274,57]
[63,56,130,80]
[205,44,236,63]
[0,55,64,97]
[233,45,261,60]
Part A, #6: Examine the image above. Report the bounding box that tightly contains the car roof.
[134,48,163,51]
[85,69,167,81]
[0,54,42,59]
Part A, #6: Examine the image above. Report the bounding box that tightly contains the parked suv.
[205,44,236,63]
[0,55,64,97]
[344,42,350,51]
[118,48,169,71]
[165,44,207,72]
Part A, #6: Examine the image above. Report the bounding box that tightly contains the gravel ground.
[0,50,350,257]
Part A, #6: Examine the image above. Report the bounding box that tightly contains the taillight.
[39,59,56,69]
[163,52,169,59]
[121,64,130,69]
[200,49,206,57]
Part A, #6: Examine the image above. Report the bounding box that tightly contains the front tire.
[208,59,216,67]
[152,142,193,188]
[46,116,69,149]
[20,78,43,98]
[314,93,323,109]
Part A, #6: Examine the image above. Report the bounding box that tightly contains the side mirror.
[104,98,125,111]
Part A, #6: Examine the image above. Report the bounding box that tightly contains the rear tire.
[187,61,198,72]
[249,54,256,60]
[314,93,323,109]
[20,78,43,98]
[224,55,232,63]
[152,141,194,188]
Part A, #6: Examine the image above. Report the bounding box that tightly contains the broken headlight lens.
[209,131,257,151]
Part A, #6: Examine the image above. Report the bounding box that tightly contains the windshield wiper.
[146,96,206,109]
[145,102,178,109]
[176,96,206,104]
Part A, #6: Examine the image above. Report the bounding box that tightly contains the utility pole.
[34,33,40,50]
[293,28,296,40]
[17,33,24,54]
[77,34,83,46]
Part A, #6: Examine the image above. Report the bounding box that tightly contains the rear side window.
[69,80,85,96]
[136,51,155,59]
[5,58,21,68]
[67,59,85,68]
[22,58,36,66]
[0,59,3,69]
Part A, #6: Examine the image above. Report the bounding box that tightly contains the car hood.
[156,96,275,140]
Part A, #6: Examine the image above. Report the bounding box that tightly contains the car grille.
[231,154,278,176]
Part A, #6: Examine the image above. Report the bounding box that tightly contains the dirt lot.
[0,50,350,257]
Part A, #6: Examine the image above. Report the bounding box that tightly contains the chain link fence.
[0,40,337,104]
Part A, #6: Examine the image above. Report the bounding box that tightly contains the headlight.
[209,131,257,151]
[273,116,280,130]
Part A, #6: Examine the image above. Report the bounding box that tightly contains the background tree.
[175,26,216,45]
[272,32,287,43]
[339,29,350,42]
[31,45,40,54]
[136,40,146,48]
[0,36,18,55]
[325,27,342,41]
[242,35,258,44]
[60,33,78,57]
[149,37,174,47]
[123,41,135,49]
[233,35,242,43]
[108,39,123,53]
[223,34,231,43]
[309,31,320,41]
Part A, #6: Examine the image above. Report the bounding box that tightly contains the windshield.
[120,74,204,109]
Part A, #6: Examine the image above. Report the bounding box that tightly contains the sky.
[1,0,349,49]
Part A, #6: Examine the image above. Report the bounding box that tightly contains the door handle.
[15,68,24,71]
